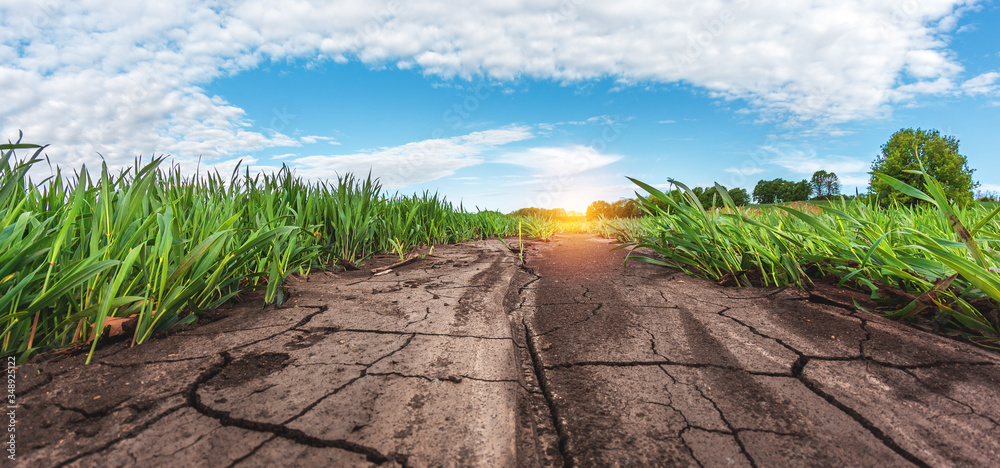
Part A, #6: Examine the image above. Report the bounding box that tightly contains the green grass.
[521,215,558,242]
[0,142,518,363]
[589,216,654,242]
[619,176,1000,348]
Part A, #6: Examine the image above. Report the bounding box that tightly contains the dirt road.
[14,234,1000,467]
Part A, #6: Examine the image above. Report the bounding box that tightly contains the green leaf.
[874,173,937,206]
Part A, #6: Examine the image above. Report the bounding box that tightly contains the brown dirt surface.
[12,234,1000,467]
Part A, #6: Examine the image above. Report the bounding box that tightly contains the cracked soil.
[14,234,1000,467]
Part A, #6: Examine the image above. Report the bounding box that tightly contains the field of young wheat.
[0,142,519,363]
[594,177,1000,348]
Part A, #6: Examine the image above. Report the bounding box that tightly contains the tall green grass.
[590,216,654,242]
[625,175,1000,348]
[0,142,517,363]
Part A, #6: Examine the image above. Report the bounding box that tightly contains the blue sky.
[2,0,999,212]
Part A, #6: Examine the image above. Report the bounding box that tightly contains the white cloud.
[961,72,1000,95]
[839,174,872,187]
[724,166,764,176]
[300,135,341,145]
[956,24,977,34]
[658,120,677,124]
[495,145,623,177]
[979,183,1000,193]
[0,0,985,175]
[760,145,870,177]
[291,126,532,187]
[905,49,962,79]
[565,115,621,126]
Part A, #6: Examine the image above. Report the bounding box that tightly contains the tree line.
[566,127,981,220]
[584,172,835,218]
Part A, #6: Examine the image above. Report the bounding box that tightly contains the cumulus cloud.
[291,126,532,187]
[0,0,984,178]
[962,72,1000,95]
[495,145,623,177]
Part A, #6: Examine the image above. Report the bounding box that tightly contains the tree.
[824,173,841,197]
[810,171,828,198]
[586,200,613,220]
[783,180,812,202]
[691,187,712,207]
[753,179,779,204]
[586,199,643,218]
[810,170,841,198]
[511,207,568,219]
[686,185,750,208]
[870,128,978,205]
[727,187,751,206]
[612,199,642,218]
[752,178,811,204]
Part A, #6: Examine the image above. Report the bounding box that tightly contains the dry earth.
[11,234,1000,467]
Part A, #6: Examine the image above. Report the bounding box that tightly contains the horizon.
[2,1,999,213]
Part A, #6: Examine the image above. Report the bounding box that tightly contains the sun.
[558,193,593,215]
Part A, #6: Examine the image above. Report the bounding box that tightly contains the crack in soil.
[404,307,431,328]
[191,305,334,359]
[718,307,995,371]
[53,393,179,421]
[718,289,788,300]
[714,303,935,466]
[644,327,666,360]
[189,349,411,466]
[424,284,491,290]
[635,304,683,310]
[807,292,859,312]
[14,370,52,397]
[49,357,230,466]
[522,317,572,468]
[300,327,513,341]
[797,375,930,468]
[898,367,1000,429]
[654,365,748,468]
[57,399,189,465]
[184,321,310,336]
[278,334,417,426]
[533,303,603,338]
[855,312,874,357]
[544,360,793,377]
[641,395,724,468]
[53,402,119,420]
[688,376,760,468]
[223,434,277,468]
[96,355,211,368]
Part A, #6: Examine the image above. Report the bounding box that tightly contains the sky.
[2,0,999,213]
